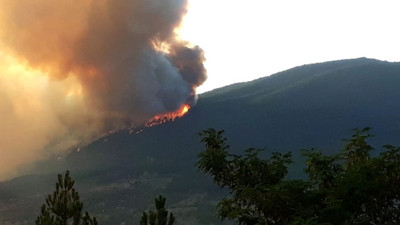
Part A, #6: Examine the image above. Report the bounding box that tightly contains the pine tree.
[140,195,175,225]
[35,171,97,225]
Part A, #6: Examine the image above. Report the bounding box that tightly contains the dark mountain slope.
[197,58,400,150]
[1,58,400,225]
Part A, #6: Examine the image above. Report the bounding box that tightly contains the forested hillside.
[1,58,399,225]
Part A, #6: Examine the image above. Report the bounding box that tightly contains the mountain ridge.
[1,57,400,225]
[201,57,382,101]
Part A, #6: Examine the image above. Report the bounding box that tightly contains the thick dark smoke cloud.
[0,0,206,179]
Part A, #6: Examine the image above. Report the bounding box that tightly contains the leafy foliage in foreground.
[35,171,97,225]
[197,128,400,225]
[140,195,175,225]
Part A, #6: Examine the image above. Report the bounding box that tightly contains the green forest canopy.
[197,128,400,225]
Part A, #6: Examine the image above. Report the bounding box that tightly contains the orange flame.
[146,104,191,127]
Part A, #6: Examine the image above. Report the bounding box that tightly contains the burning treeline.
[0,0,206,179]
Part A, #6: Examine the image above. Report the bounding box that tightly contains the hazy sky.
[179,0,400,93]
[0,0,398,179]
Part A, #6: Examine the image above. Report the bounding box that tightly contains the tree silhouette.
[35,171,97,225]
[198,128,400,225]
[140,195,175,225]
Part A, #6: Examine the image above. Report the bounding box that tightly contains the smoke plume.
[0,0,206,180]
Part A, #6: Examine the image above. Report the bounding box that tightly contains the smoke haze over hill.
[0,0,206,179]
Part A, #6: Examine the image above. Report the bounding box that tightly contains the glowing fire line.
[146,104,190,127]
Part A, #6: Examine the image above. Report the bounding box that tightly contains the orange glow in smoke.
[151,40,171,54]
[147,104,191,127]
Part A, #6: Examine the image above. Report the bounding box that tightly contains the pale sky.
[179,0,400,93]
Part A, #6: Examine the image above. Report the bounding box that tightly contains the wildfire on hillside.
[0,0,206,179]
[146,104,190,127]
